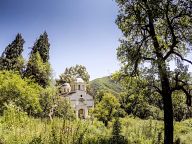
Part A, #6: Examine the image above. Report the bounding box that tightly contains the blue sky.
[0,0,122,80]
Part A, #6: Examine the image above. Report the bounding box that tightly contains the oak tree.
[115,0,192,143]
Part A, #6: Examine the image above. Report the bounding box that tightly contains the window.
[78,85,81,90]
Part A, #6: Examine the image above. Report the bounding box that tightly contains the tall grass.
[0,105,192,144]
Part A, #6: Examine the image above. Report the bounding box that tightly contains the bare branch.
[180,87,191,106]
[171,10,192,24]
[163,1,178,60]
[152,85,162,95]
[173,51,192,65]
[171,71,192,106]
[141,56,155,61]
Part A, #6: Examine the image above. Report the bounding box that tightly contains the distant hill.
[89,76,123,96]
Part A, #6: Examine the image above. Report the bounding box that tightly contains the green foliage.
[0,33,25,73]
[93,92,123,126]
[25,52,51,88]
[121,117,164,144]
[54,97,76,120]
[25,32,51,88]
[0,71,42,115]
[1,102,29,129]
[115,0,192,142]
[111,118,127,144]
[89,76,123,97]
[112,70,192,121]
[113,73,163,120]
[174,119,192,144]
[57,64,90,84]
[29,135,43,144]
[39,87,75,119]
[39,87,56,118]
[94,90,106,105]
[172,91,189,121]
[30,32,50,63]
[0,114,191,144]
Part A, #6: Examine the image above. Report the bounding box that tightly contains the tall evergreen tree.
[25,32,51,87]
[111,118,126,144]
[0,33,25,73]
[25,52,51,87]
[31,32,50,63]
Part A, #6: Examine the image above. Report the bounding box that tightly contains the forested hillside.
[89,76,122,96]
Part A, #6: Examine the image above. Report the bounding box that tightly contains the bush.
[39,86,75,119]
[1,103,29,129]
[0,71,42,115]
[93,92,121,126]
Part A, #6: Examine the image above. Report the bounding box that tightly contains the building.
[60,78,94,119]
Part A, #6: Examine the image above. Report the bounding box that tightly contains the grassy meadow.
[0,106,192,144]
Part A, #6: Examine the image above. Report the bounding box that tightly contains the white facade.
[60,78,94,119]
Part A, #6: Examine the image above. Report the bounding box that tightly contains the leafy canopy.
[115,0,192,143]
[93,92,122,126]
[58,64,90,84]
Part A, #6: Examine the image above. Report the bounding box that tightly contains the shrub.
[1,102,29,129]
[0,71,42,115]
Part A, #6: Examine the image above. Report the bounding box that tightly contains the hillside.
[89,76,123,96]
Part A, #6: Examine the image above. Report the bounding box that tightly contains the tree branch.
[163,1,178,60]
[173,51,192,65]
[141,56,155,61]
[171,71,192,106]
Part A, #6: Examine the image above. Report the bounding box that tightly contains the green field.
[0,109,192,144]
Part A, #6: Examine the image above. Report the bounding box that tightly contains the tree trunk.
[156,50,173,144]
[142,2,174,142]
[147,12,174,144]
[160,72,173,144]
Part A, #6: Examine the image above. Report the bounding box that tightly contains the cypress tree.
[111,117,127,144]
[0,33,25,73]
[31,31,50,63]
[25,32,51,87]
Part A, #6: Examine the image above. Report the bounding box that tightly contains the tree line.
[0,32,93,121]
[0,32,75,119]
[0,32,51,88]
